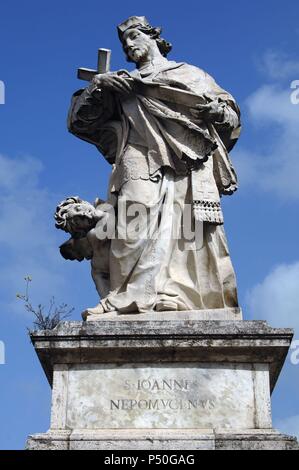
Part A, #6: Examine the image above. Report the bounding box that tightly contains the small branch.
[16,277,74,331]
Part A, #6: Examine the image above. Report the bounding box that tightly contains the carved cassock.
[67,21,241,313]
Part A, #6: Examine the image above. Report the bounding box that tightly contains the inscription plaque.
[61,362,271,429]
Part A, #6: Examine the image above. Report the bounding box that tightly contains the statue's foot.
[155,300,178,312]
[82,303,106,321]
[82,301,118,320]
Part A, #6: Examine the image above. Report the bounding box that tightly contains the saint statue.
[56,16,242,319]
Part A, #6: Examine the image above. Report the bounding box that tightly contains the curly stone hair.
[122,25,172,62]
[54,196,96,238]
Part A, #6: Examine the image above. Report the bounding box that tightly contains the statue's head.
[117,16,172,63]
[54,196,96,238]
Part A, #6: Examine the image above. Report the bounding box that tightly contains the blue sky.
[0,0,299,449]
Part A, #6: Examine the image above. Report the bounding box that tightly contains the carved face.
[67,203,95,219]
[66,203,96,236]
[122,28,154,63]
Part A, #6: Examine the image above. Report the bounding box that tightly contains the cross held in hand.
[76,47,205,111]
[77,48,111,81]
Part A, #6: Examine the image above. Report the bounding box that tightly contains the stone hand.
[92,72,132,95]
[190,99,224,122]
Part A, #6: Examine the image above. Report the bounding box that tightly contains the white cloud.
[275,414,299,439]
[247,85,299,125]
[0,154,70,317]
[233,83,299,200]
[258,50,299,80]
[247,262,299,440]
[0,154,42,191]
[246,261,299,331]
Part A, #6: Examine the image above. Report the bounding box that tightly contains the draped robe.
[68,59,241,313]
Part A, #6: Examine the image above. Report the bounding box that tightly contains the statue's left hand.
[190,99,224,123]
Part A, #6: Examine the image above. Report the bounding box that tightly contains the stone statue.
[54,197,110,298]
[57,15,242,319]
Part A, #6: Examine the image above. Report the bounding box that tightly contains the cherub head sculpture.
[54,196,97,239]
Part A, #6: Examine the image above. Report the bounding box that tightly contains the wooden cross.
[77,48,111,81]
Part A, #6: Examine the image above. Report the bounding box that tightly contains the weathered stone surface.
[26,319,298,450]
[26,429,299,450]
[61,362,270,430]
[215,430,299,450]
[30,318,293,392]
[85,308,243,321]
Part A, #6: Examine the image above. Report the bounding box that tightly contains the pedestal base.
[27,428,298,450]
[26,314,298,450]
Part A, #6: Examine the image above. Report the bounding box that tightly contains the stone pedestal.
[26,311,298,450]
